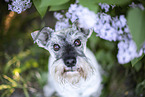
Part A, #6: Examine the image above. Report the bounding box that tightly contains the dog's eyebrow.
[56,34,66,41]
[57,34,65,39]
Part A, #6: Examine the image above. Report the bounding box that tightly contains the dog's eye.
[74,39,81,47]
[53,44,60,51]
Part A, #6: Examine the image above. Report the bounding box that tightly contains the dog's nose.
[64,57,76,67]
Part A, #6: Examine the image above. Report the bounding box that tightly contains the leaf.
[4,57,17,74]
[33,0,48,18]
[88,32,99,50]
[0,85,11,90]
[3,75,17,87]
[17,50,30,60]
[134,61,142,72]
[79,0,99,13]
[136,80,145,94]
[49,1,70,11]
[95,0,130,5]
[1,88,15,97]
[127,8,145,49]
[102,74,109,84]
[40,0,70,7]
[36,72,48,87]
[131,54,144,67]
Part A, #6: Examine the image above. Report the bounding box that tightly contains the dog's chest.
[52,74,99,97]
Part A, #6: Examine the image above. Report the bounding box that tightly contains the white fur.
[43,48,102,97]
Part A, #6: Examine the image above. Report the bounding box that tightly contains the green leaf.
[88,32,99,50]
[40,0,70,7]
[131,54,144,67]
[102,74,109,84]
[79,0,98,13]
[95,0,130,5]
[127,8,145,49]
[1,88,14,97]
[0,85,11,90]
[3,75,17,87]
[36,72,48,87]
[134,61,142,72]
[33,0,48,18]
[136,80,145,94]
[49,1,70,11]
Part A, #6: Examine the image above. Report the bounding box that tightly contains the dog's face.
[31,26,95,85]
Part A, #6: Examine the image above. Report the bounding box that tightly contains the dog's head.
[31,26,95,85]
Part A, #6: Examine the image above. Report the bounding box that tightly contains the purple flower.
[53,3,145,64]
[6,0,32,14]
[99,3,110,12]
[117,40,144,64]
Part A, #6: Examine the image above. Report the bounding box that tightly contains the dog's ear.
[31,27,54,48]
[80,28,93,38]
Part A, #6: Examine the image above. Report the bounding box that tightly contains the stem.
[20,77,29,97]
[23,86,29,97]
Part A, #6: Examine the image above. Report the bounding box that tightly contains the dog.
[31,25,103,97]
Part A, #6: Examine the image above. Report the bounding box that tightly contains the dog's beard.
[50,56,95,86]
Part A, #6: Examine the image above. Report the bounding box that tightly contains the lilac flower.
[141,42,145,54]
[117,40,137,64]
[66,4,97,29]
[117,40,144,64]
[119,15,127,27]
[55,19,70,31]
[66,4,78,22]
[54,12,64,21]
[94,13,129,41]
[138,4,145,10]
[5,0,9,2]
[53,3,145,64]
[129,2,145,10]
[7,0,32,14]
[95,23,117,41]
[99,3,110,12]
[54,4,130,42]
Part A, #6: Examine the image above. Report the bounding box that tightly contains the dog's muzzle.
[62,44,77,69]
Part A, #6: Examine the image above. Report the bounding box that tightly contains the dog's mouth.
[63,67,82,73]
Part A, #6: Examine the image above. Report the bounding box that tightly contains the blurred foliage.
[0,0,145,97]
[88,32,145,97]
[127,8,145,50]
[0,1,50,96]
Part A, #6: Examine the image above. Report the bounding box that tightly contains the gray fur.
[31,26,92,59]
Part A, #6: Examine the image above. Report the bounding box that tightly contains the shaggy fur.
[31,26,102,97]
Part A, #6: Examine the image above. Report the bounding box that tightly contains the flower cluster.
[129,2,144,10]
[54,12,70,31]
[66,4,97,29]
[117,40,143,64]
[55,4,130,42]
[6,0,32,14]
[55,18,70,31]
[99,3,110,12]
[94,14,130,41]
[54,3,145,64]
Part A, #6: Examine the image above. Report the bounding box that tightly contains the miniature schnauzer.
[31,25,102,97]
